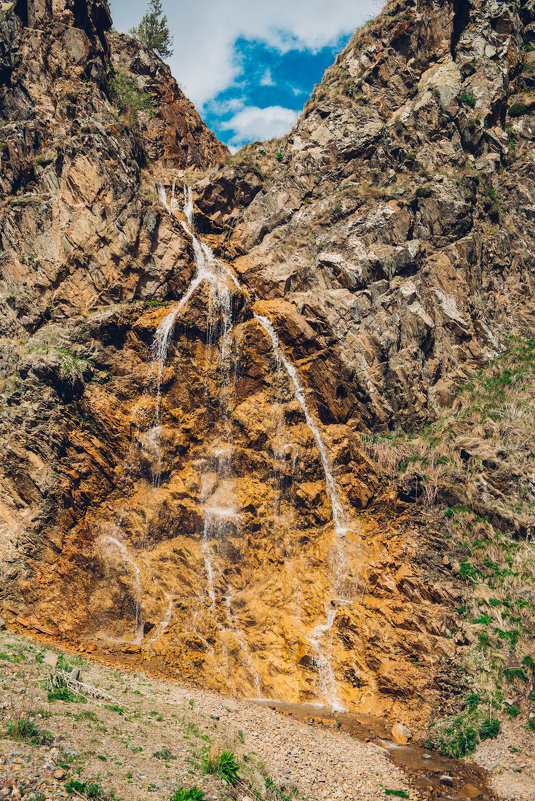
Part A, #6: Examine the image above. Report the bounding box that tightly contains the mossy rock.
[508,103,529,117]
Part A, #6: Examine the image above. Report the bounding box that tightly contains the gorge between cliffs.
[1,0,535,798]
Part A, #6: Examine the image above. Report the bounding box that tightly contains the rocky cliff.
[0,0,534,736]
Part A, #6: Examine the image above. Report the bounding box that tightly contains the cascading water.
[153,185,257,687]
[255,314,353,709]
[99,531,144,645]
[142,181,356,706]
[147,591,173,646]
[224,590,263,698]
[254,315,345,531]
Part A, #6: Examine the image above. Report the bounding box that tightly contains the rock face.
[0,0,534,727]
[199,0,535,434]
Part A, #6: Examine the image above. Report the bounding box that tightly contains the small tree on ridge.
[130,0,174,59]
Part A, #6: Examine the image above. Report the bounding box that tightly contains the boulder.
[391,723,412,744]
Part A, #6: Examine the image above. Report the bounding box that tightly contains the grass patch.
[153,747,176,761]
[48,687,87,703]
[170,790,206,801]
[202,749,240,785]
[6,716,54,746]
[104,704,125,715]
[65,778,119,800]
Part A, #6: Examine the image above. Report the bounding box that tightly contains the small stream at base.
[252,701,497,801]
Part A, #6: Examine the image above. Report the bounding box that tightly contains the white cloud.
[260,68,275,87]
[110,0,384,107]
[221,105,298,146]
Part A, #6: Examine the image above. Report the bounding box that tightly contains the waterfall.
[149,184,236,488]
[148,182,354,707]
[99,532,144,645]
[306,606,340,711]
[225,590,263,698]
[147,592,173,646]
[255,314,350,709]
[254,314,346,533]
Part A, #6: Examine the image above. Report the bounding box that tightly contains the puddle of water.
[253,700,496,801]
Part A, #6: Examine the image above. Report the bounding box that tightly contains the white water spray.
[148,592,173,645]
[255,315,351,708]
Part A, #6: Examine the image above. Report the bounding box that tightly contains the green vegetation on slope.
[364,337,535,755]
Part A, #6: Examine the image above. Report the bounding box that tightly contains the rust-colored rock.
[0,0,534,736]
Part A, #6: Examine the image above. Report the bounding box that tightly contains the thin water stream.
[253,701,497,801]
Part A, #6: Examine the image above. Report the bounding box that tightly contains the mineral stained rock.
[1,0,534,727]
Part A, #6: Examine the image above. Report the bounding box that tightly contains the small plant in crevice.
[459,91,476,108]
[508,102,529,117]
[109,71,155,118]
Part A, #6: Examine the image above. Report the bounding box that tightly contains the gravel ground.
[0,630,416,801]
[473,720,535,801]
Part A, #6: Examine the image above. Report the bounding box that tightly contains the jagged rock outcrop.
[0,0,534,729]
[197,0,535,434]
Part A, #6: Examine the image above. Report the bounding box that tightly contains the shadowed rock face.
[0,0,533,727]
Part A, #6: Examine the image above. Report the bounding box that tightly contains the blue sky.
[109,0,383,148]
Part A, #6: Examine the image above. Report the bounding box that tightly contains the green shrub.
[66,779,118,800]
[528,719,535,732]
[459,560,479,582]
[104,704,124,715]
[170,789,206,801]
[522,655,535,671]
[465,692,480,713]
[109,72,155,116]
[202,750,240,785]
[479,717,500,740]
[460,92,476,108]
[433,716,478,758]
[276,152,283,162]
[384,792,409,799]
[34,155,54,167]
[504,667,528,682]
[48,687,86,703]
[218,751,240,785]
